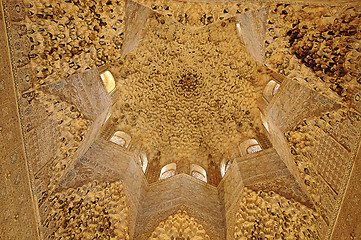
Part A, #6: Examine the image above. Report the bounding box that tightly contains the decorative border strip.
[1,0,42,237]
[139,0,358,7]
[326,124,361,239]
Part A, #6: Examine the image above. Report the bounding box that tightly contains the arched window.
[100,71,116,93]
[247,144,262,154]
[138,150,148,173]
[239,139,263,156]
[263,80,280,103]
[159,163,176,180]
[220,158,232,178]
[190,164,207,183]
[110,131,131,148]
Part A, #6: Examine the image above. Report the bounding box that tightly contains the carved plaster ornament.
[46,181,129,239]
[22,0,126,86]
[266,4,361,104]
[9,0,361,239]
[36,90,91,193]
[234,188,319,240]
[131,0,267,26]
[149,208,210,240]
[110,14,265,166]
[286,108,348,223]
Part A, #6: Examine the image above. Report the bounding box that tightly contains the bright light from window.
[191,171,207,182]
[100,71,115,93]
[110,135,126,147]
[159,163,177,180]
[247,144,262,154]
[160,170,176,180]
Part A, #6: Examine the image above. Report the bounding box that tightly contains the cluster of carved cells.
[266,4,361,103]
[285,109,347,223]
[44,181,129,239]
[234,188,319,240]
[149,209,210,240]
[36,90,91,193]
[111,15,262,165]
[131,0,264,26]
[11,2,360,238]
[22,0,125,86]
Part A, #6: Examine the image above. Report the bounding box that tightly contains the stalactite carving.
[149,208,210,240]
[44,180,129,239]
[234,188,319,240]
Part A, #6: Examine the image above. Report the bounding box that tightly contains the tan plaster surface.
[0,1,40,238]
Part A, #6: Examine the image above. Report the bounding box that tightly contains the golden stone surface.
[1,0,361,239]
[111,16,262,165]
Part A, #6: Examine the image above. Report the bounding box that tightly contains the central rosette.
[172,71,205,99]
[113,16,259,164]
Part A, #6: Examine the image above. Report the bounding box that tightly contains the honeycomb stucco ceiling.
[110,14,264,166]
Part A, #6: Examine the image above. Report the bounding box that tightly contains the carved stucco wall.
[34,90,92,194]
[0,1,40,238]
[265,4,361,106]
[217,159,244,240]
[218,147,313,240]
[331,139,361,239]
[44,180,129,239]
[3,1,112,229]
[265,76,361,238]
[59,138,147,239]
[235,6,269,64]
[285,109,361,237]
[235,148,311,206]
[21,70,111,237]
[234,188,319,239]
[148,208,211,240]
[265,79,343,197]
[109,14,269,168]
[136,174,225,240]
[19,0,126,86]
[121,0,153,56]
